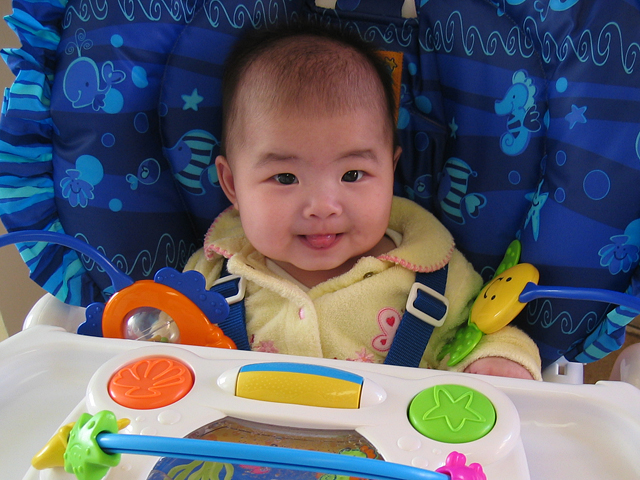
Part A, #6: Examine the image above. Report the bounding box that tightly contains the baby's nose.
[303,187,343,219]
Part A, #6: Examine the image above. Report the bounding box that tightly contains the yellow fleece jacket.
[185,196,542,379]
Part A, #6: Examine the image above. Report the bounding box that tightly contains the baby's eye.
[273,173,298,185]
[342,170,364,182]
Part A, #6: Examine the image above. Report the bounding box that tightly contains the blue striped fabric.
[570,305,637,363]
[0,0,87,303]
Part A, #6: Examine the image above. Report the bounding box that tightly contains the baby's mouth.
[303,234,340,249]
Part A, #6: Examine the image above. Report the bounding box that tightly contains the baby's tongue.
[305,234,337,249]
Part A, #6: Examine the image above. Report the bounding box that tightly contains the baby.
[185,23,541,380]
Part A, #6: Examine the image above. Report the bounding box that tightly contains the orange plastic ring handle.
[102,280,236,349]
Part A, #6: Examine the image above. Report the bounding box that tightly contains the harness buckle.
[212,274,246,305]
[406,282,449,327]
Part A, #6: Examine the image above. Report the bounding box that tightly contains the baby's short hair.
[220,22,399,156]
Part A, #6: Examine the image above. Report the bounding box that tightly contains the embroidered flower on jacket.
[347,348,375,363]
[253,339,279,353]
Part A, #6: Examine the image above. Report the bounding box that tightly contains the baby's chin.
[278,259,352,275]
[268,254,362,286]
[265,237,387,275]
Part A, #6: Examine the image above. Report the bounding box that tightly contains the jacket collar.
[204,196,455,274]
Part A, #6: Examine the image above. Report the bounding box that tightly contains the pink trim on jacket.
[204,206,235,261]
[378,245,454,273]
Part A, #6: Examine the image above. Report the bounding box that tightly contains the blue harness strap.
[384,266,449,367]
[210,260,450,364]
[209,264,250,351]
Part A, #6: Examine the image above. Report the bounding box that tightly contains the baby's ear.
[215,155,238,208]
[393,146,402,171]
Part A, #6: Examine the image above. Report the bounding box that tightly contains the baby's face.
[217,105,399,282]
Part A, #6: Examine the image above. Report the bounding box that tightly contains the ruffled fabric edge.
[0,0,92,306]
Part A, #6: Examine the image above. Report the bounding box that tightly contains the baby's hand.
[464,357,533,380]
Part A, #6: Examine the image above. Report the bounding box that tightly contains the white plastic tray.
[1,326,639,480]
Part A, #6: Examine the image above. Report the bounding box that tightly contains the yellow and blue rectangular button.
[236,363,364,409]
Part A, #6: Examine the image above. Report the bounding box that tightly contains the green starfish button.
[408,384,496,444]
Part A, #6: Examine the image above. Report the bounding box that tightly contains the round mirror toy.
[122,307,180,343]
[0,230,236,350]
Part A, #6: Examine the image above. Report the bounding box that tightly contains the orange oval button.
[108,356,194,410]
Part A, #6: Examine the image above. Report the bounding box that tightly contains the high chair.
[1,1,640,479]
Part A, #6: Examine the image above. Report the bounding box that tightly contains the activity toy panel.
[1,0,640,367]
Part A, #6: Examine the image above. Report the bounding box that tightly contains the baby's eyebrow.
[256,149,380,166]
[339,149,380,163]
[255,152,299,166]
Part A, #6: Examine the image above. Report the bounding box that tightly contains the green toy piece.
[438,240,523,366]
[437,322,483,366]
[494,239,521,277]
[64,411,121,480]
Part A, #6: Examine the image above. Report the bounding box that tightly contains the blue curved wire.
[520,282,640,313]
[97,433,449,480]
[0,230,134,292]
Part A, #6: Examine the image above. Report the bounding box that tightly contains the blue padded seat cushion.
[2,0,640,366]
